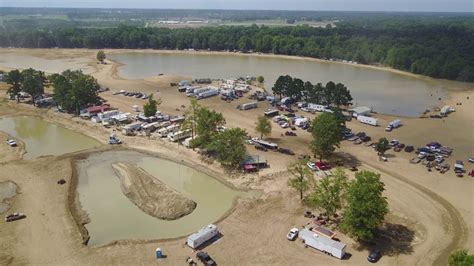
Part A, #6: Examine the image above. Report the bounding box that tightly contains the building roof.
[243,155,267,165]
[350,106,371,114]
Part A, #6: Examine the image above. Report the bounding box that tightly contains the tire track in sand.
[362,161,467,265]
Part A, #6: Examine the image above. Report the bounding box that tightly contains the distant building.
[349,106,372,117]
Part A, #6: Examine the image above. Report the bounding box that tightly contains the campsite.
[0,43,472,265]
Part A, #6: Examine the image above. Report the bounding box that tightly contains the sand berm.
[112,162,197,220]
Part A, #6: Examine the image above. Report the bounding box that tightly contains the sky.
[0,0,472,12]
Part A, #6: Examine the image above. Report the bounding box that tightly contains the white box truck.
[187,224,219,249]
[299,229,346,259]
[385,119,401,131]
[357,115,378,126]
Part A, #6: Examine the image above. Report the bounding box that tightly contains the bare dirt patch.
[112,162,197,220]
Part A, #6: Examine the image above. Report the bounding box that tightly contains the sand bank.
[0,181,17,213]
[112,162,197,220]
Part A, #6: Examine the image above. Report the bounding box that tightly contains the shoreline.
[1,47,472,89]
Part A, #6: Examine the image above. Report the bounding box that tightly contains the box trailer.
[253,139,278,150]
[357,115,378,126]
[299,229,346,259]
[238,102,258,110]
[197,88,219,100]
[187,224,219,249]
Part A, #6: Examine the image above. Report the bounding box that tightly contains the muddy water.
[0,51,94,74]
[110,52,470,117]
[0,116,100,159]
[76,150,256,246]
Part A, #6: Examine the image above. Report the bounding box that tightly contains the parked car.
[255,144,268,152]
[356,132,366,138]
[307,162,318,171]
[285,131,297,136]
[367,249,382,263]
[6,139,17,147]
[404,145,414,153]
[435,155,445,163]
[389,139,399,146]
[469,170,474,177]
[196,251,216,266]
[278,148,295,155]
[316,162,331,170]
[360,136,371,142]
[396,143,405,149]
[468,157,474,163]
[418,152,427,159]
[410,157,421,164]
[287,228,299,241]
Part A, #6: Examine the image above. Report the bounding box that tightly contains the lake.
[76,150,255,246]
[109,52,469,117]
[0,116,100,159]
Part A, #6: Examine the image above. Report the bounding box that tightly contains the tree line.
[4,68,101,114]
[272,75,353,108]
[0,23,472,81]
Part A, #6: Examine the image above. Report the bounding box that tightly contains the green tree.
[255,115,272,139]
[310,112,342,162]
[341,171,388,242]
[96,50,106,63]
[257,75,264,84]
[287,158,313,200]
[5,69,22,102]
[449,249,474,266]
[192,107,226,148]
[306,168,349,220]
[272,75,292,98]
[181,98,200,141]
[50,70,100,115]
[208,128,247,170]
[143,93,159,117]
[375,137,390,156]
[21,68,46,104]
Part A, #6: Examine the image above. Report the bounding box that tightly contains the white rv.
[357,115,378,126]
[168,130,192,142]
[187,224,219,249]
[307,103,326,112]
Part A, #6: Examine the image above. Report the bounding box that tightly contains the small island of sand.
[112,162,196,220]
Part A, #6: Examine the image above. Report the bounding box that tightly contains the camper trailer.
[238,102,258,110]
[307,103,326,112]
[187,224,219,249]
[357,115,378,126]
[253,139,278,150]
[168,130,192,142]
[264,109,279,117]
[299,229,346,259]
[197,88,219,100]
[121,122,143,135]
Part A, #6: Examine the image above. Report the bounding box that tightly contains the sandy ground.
[112,162,197,220]
[0,48,473,265]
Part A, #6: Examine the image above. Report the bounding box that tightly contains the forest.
[0,10,472,81]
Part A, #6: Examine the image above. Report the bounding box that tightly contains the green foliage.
[208,128,247,170]
[96,50,106,62]
[341,171,388,242]
[449,249,474,266]
[20,68,46,104]
[305,168,349,220]
[4,69,22,101]
[192,107,226,148]
[50,70,100,115]
[1,13,472,81]
[310,112,342,161]
[375,137,390,156]
[287,158,313,200]
[257,75,264,84]
[181,98,200,140]
[272,75,352,107]
[255,115,272,139]
[143,93,159,117]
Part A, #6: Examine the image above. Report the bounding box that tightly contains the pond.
[0,116,100,159]
[76,150,256,246]
[109,52,469,117]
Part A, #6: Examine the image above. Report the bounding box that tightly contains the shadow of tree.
[353,223,415,256]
